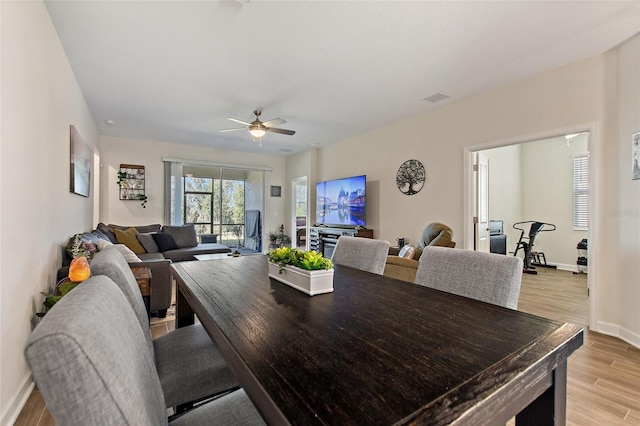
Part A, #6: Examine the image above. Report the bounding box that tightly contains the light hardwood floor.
[14,268,640,425]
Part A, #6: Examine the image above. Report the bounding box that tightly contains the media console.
[309,226,374,258]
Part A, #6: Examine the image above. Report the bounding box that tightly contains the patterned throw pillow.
[113,227,146,255]
[398,245,416,260]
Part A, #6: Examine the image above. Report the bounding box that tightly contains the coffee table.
[193,253,236,261]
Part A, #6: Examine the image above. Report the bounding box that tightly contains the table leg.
[175,285,195,329]
[516,361,567,426]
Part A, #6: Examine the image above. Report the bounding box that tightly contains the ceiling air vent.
[423,93,450,103]
[279,148,293,153]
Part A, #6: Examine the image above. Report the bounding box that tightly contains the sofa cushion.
[137,233,159,254]
[162,224,198,248]
[152,233,180,252]
[109,223,162,234]
[114,228,146,255]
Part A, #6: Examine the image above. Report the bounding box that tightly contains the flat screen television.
[315,175,366,227]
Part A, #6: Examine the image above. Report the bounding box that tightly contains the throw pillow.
[162,224,198,248]
[111,244,142,263]
[113,227,146,255]
[96,239,113,251]
[398,245,416,260]
[153,233,180,252]
[137,232,159,254]
[97,225,118,243]
[64,233,99,260]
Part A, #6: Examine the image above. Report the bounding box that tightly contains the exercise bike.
[512,221,557,274]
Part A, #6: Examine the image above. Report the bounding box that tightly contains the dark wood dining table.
[170,255,583,426]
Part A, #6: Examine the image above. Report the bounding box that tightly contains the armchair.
[384,222,456,282]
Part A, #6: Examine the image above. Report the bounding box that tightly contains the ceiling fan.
[219,110,295,143]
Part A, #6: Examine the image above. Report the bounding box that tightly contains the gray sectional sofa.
[59,223,231,316]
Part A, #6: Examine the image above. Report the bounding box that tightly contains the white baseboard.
[596,321,640,349]
[1,375,34,426]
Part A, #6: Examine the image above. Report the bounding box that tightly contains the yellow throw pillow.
[113,227,146,255]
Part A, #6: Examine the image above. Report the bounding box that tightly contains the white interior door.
[474,152,490,252]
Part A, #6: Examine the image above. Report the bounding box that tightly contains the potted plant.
[268,231,278,249]
[267,247,334,296]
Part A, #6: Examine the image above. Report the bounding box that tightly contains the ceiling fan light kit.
[219,110,295,145]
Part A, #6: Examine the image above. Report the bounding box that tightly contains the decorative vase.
[268,262,334,296]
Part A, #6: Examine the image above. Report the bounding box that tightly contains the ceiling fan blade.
[218,127,246,133]
[226,117,251,126]
[262,118,286,127]
[266,127,296,136]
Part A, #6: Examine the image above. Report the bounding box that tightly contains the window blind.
[573,154,589,230]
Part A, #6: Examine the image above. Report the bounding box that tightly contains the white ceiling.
[45,1,640,156]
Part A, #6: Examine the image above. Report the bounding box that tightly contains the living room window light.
[573,153,589,230]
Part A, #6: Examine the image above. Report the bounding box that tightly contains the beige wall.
[317,54,606,247]
[1,2,99,423]
[314,36,639,347]
[98,135,287,251]
[598,34,640,343]
[483,144,522,248]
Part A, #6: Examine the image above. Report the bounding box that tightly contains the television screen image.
[316,175,366,227]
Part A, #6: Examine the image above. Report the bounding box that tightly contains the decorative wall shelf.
[117,164,146,203]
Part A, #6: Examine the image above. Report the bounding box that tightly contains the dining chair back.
[331,236,390,275]
[90,247,239,409]
[24,276,264,426]
[414,246,523,309]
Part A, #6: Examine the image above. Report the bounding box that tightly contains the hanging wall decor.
[632,131,640,180]
[117,164,147,207]
[70,125,92,197]
[396,159,425,195]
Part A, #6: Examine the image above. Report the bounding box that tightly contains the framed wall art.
[632,131,640,180]
[270,185,282,197]
[70,125,92,197]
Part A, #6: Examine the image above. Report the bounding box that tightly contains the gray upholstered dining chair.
[331,236,390,275]
[414,246,523,309]
[90,246,238,409]
[24,276,264,426]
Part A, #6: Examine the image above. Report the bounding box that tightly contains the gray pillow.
[137,233,159,254]
[162,224,198,248]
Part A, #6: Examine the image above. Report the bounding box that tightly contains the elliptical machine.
[512,221,557,274]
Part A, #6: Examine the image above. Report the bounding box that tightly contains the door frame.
[462,122,599,331]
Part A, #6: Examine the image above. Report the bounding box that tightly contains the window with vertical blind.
[573,153,589,230]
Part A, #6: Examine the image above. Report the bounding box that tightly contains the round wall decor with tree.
[396,159,425,195]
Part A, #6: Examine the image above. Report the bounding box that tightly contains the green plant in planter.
[268,247,333,274]
[296,250,333,271]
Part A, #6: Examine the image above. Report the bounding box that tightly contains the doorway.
[292,177,308,249]
[463,123,598,331]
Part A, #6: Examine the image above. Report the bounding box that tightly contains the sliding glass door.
[165,161,264,252]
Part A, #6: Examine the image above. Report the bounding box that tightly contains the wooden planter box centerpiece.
[267,247,334,296]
